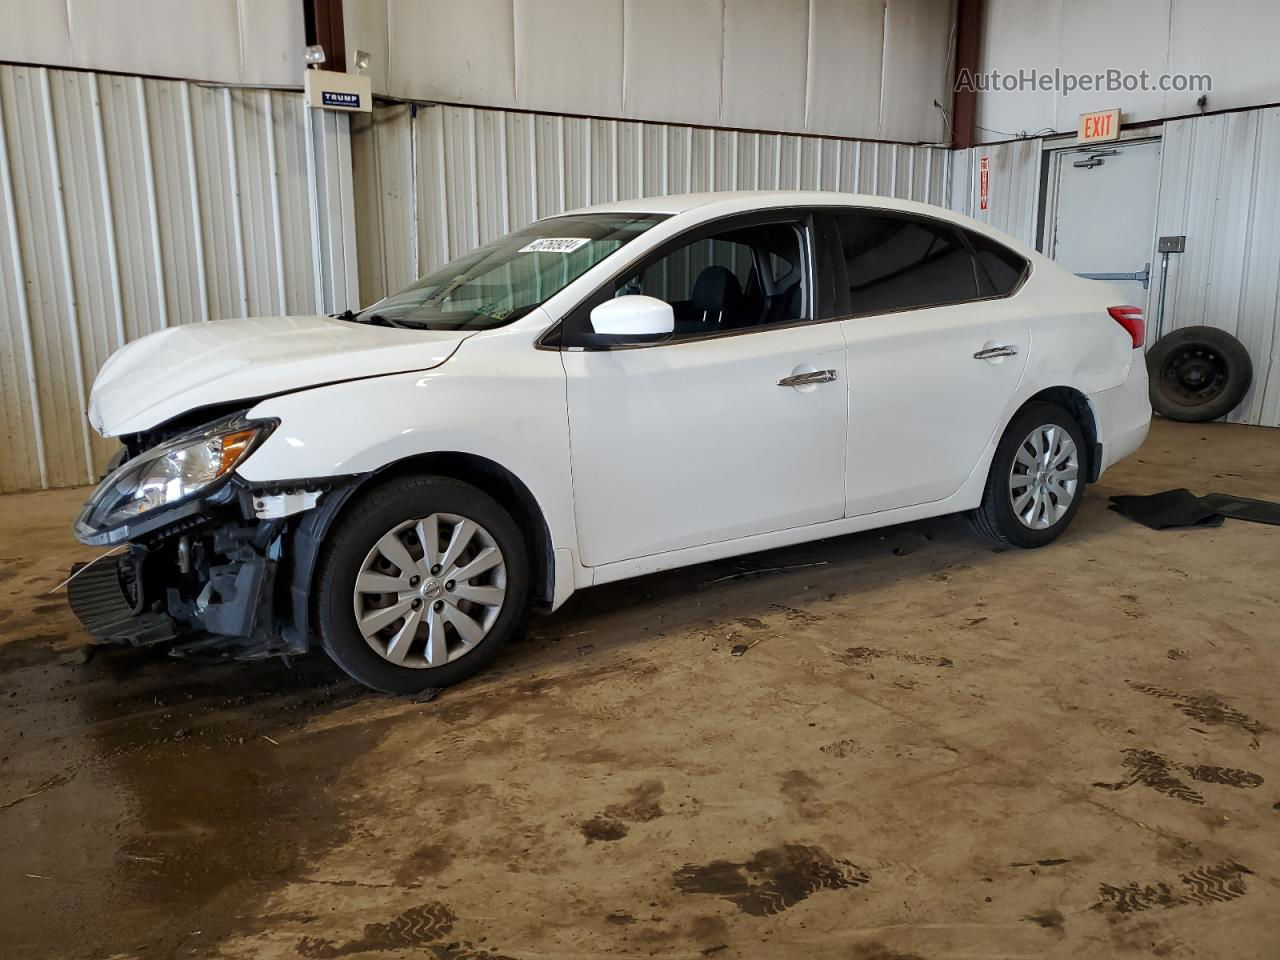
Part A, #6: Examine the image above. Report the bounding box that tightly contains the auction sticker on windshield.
[519,237,591,253]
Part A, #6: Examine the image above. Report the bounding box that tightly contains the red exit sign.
[1078,108,1121,144]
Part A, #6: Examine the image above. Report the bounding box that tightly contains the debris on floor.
[702,561,828,586]
[1110,488,1280,529]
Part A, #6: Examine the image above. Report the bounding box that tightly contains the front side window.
[834,213,978,315]
[357,214,665,330]
[611,219,809,339]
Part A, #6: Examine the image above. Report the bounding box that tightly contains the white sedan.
[71,191,1151,692]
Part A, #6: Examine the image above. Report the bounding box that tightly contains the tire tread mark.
[1092,862,1251,914]
[297,901,456,958]
[1127,682,1266,735]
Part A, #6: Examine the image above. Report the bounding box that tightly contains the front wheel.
[313,475,529,693]
[969,402,1087,549]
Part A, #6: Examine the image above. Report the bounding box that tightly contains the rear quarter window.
[966,231,1029,296]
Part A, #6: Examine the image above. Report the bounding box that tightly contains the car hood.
[89,315,472,436]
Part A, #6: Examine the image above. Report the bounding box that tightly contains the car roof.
[558,190,1040,259]
[565,190,941,219]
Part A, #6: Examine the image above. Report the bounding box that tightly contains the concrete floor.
[1,418,1277,960]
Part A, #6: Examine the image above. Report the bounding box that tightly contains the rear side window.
[966,231,1029,296]
[834,213,978,315]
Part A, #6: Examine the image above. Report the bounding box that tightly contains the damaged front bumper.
[67,512,289,659]
[70,461,365,661]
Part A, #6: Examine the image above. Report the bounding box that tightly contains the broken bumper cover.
[67,553,178,646]
[66,518,294,660]
[68,470,367,660]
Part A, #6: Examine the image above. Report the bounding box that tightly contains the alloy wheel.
[352,513,507,668]
[1008,425,1080,530]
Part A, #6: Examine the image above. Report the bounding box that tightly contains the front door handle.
[778,369,838,387]
[973,345,1018,360]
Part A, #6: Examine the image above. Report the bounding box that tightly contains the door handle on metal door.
[973,345,1018,360]
[778,369,838,387]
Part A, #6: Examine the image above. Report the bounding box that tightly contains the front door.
[560,214,848,567]
[1046,139,1162,308]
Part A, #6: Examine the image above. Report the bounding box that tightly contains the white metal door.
[840,301,1029,517]
[1046,139,1162,306]
[563,325,848,566]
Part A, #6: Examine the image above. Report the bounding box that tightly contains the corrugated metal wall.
[948,138,1044,247]
[0,64,355,493]
[1155,108,1280,427]
[950,114,1280,429]
[352,102,954,304]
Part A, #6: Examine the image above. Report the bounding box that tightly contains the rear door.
[828,211,1030,517]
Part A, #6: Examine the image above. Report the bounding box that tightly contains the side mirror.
[589,295,674,339]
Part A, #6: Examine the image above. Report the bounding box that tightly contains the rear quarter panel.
[1014,258,1137,395]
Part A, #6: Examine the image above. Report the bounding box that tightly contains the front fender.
[238,334,577,589]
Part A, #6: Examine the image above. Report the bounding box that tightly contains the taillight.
[1108,305,1144,348]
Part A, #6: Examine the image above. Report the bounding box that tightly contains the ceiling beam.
[951,0,984,149]
[303,0,347,73]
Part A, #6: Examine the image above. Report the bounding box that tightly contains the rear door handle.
[973,345,1018,360]
[778,369,838,387]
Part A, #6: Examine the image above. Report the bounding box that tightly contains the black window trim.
[821,206,1031,323]
[536,207,841,352]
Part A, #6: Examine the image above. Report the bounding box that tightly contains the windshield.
[356,213,666,330]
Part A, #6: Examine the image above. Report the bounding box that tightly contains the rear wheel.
[314,476,529,693]
[969,402,1087,549]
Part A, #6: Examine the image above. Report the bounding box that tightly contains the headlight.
[78,417,275,538]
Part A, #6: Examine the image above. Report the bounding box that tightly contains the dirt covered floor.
[1,418,1278,960]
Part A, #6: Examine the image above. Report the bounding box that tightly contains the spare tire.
[1146,326,1252,422]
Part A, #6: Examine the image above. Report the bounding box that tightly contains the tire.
[1147,326,1252,422]
[969,402,1088,549]
[313,475,529,693]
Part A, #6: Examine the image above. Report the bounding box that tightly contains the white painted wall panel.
[975,0,1280,143]
[622,0,722,127]
[0,0,303,86]
[0,65,355,493]
[343,0,391,96]
[972,0,1057,141]
[357,0,956,142]
[804,0,888,138]
[385,0,516,107]
[720,0,810,132]
[0,0,74,69]
[1154,109,1280,427]
[880,0,954,143]
[236,0,307,87]
[514,0,624,116]
[1169,1,1280,125]
[352,102,953,305]
[1055,0,1170,127]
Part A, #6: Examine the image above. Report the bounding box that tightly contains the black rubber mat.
[1201,492,1280,526]
[1108,489,1224,530]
